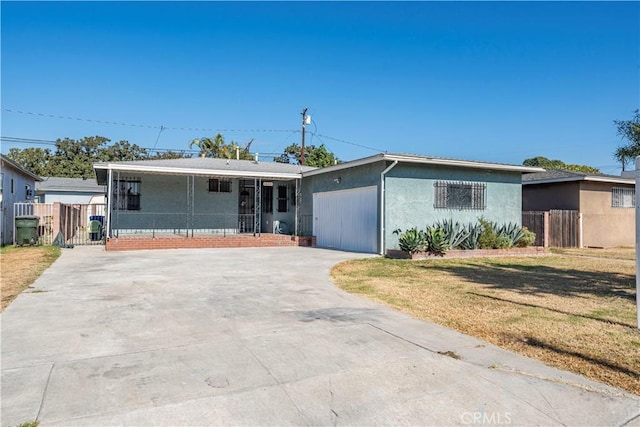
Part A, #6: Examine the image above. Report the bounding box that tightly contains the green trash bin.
[15,215,40,246]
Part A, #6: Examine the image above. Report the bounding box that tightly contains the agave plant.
[496,222,525,247]
[425,226,450,256]
[460,222,482,249]
[393,227,427,255]
[435,219,470,249]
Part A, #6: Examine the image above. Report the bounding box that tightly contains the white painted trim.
[380,160,398,255]
[94,163,302,180]
[302,153,543,178]
[523,176,634,185]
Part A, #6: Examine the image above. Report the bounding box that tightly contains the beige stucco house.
[522,170,635,248]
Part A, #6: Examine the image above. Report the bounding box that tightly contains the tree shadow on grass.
[471,292,636,329]
[423,262,635,301]
[521,335,640,380]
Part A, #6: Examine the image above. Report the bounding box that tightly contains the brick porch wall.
[106,234,316,251]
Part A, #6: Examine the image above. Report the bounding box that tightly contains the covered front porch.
[93,157,315,251]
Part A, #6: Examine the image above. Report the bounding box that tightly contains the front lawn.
[332,252,640,395]
[1,245,61,311]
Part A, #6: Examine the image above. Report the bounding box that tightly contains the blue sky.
[1,1,638,173]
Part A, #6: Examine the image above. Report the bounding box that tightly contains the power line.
[311,132,384,153]
[1,108,298,133]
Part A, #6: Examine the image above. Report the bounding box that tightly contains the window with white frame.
[612,187,635,208]
[113,178,141,210]
[434,181,486,210]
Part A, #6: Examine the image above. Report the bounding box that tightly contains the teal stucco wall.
[383,163,523,251]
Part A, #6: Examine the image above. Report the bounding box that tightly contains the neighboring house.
[522,170,635,247]
[0,154,42,245]
[94,153,541,253]
[36,177,106,204]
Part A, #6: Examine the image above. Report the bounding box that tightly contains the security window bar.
[113,179,141,211]
[612,187,635,208]
[277,184,288,212]
[434,181,486,210]
[208,178,232,193]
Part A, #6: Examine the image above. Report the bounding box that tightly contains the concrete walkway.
[1,246,638,426]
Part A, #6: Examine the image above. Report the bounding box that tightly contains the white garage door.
[313,186,378,253]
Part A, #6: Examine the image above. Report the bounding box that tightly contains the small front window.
[434,181,486,210]
[209,178,232,193]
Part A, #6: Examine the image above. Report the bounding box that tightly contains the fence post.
[578,212,583,248]
[543,211,550,248]
[52,202,61,239]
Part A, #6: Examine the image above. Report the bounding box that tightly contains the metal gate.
[14,203,106,246]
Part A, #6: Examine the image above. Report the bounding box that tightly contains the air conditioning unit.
[273,220,288,235]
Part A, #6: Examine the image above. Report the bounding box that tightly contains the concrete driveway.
[1,246,638,426]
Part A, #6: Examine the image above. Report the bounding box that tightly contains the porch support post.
[254,178,261,237]
[106,168,113,237]
[295,178,300,237]
[115,171,120,238]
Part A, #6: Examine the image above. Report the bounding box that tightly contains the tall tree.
[274,143,339,168]
[613,109,640,170]
[523,156,600,174]
[189,133,252,160]
[6,147,52,176]
[6,136,159,178]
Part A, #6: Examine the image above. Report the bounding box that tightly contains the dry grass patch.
[1,245,61,311]
[332,254,640,395]
[551,246,635,261]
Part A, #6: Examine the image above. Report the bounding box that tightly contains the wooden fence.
[522,210,581,248]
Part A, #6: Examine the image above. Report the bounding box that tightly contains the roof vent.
[254,153,259,163]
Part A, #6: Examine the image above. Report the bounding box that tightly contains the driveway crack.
[36,363,55,421]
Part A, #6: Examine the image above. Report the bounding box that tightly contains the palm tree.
[189,134,225,158]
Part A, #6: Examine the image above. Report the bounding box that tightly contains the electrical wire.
[1,108,297,133]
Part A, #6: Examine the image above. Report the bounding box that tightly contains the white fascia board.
[383,154,545,173]
[523,176,634,186]
[302,153,543,177]
[93,163,301,180]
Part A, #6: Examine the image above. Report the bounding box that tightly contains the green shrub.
[517,227,536,247]
[478,218,500,249]
[495,234,512,249]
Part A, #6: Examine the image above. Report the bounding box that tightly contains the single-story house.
[94,153,542,253]
[36,177,106,205]
[522,170,635,247]
[0,154,42,245]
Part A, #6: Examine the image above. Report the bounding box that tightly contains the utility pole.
[301,108,308,166]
